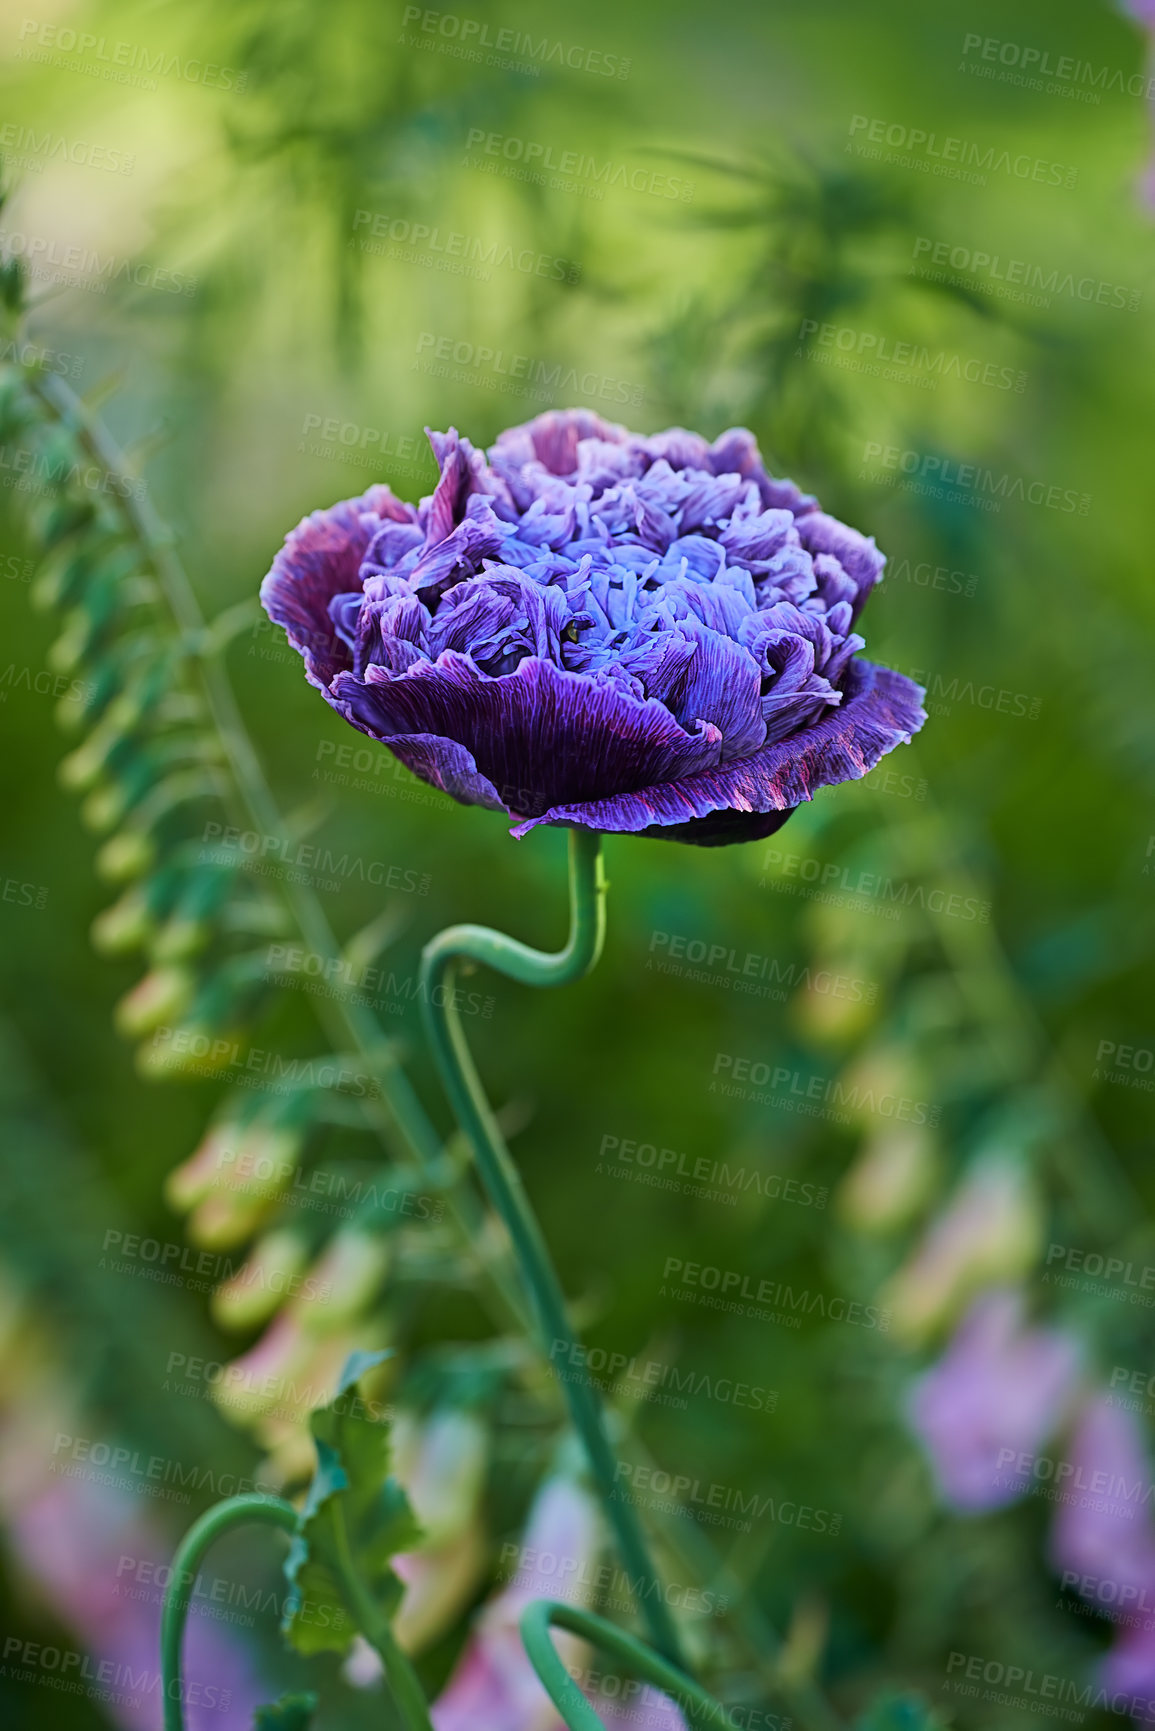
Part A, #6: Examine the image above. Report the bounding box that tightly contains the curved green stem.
[329,1498,434,1731]
[521,1599,730,1731]
[160,1494,298,1731]
[419,830,685,1670]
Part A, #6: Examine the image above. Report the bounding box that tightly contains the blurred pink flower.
[0,1393,268,1730]
[1049,1395,1155,1697]
[908,1288,1081,1510]
[1122,2,1155,205]
[882,1153,1041,1342]
[599,1683,691,1729]
[1051,1394,1155,1601]
[431,1474,600,1731]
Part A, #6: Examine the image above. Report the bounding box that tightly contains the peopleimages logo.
[944,1650,1155,1725]
[646,930,878,1004]
[861,441,1091,516]
[463,129,694,201]
[847,115,1077,188]
[960,33,1155,104]
[910,236,1141,313]
[415,332,645,407]
[0,122,135,175]
[398,8,631,78]
[661,1257,890,1331]
[351,209,581,284]
[797,317,1026,394]
[711,1053,939,1126]
[14,19,249,91]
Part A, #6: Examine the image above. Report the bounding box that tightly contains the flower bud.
[47,611,89,674]
[792,966,878,1045]
[883,1152,1042,1342]
[135,1021,238,1082]
[165,1125,236,1211]
[114,966,194,1038]
[81,781,132,833]
[212,1227,311,1331]
[91,888,154,955]
[187,1188,273,1250]
[297,1227,389,1330]
[833,1045,925,1129]
[151,917,212,963]
[837,1122,937,1234]
[96,828,155,882]
[59,725,119,792]
[393,1527,488,1654]
[216,1313,373,1428]
[393,1408,487,1549]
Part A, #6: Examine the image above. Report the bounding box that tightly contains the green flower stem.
[521,1599,729,1731]
[22,362,530,1339]
[160,1494,298,1731]
[329,1498,434,1731]
[419,829,686,1671]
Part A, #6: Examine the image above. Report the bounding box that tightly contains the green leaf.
[282,1349,420,1658]
[253,1693,318,1729]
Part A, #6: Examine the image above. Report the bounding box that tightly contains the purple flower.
[599,1686,690,1730]
[430,1474,600,1731]
[261,411,925,845]
[1047,1395,1155,1699]
[1051,1395,1155,1604]
[0,1413,269,1729]
[907,1288,1082,1511]
[1122,3,1155,207]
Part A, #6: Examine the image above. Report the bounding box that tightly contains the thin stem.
[330,1498,434,1731]
[629,1440,845,1731]
[25,373,411,1117]
[160,1493,298,1731]
[22,364,530,1336]
[419,830,686,1670]
[520,1600,728,1731]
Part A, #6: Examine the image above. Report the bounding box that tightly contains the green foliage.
[854,1692,942,1731]
[3,3,1155,1726]
[282,1349,420,1658]
[253,1692,318,1729]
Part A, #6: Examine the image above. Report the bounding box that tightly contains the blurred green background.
[1,0,1154,1726]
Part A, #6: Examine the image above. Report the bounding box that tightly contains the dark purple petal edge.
[259,485,414,690]
[510,661,927,843]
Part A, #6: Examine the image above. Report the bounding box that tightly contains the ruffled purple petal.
[331,652,724,817]
[420,428,511,541]
[708,428,818,515]
[261,414,927,847]
[511,661,926,842]
[795,511,885,617]
[625,616,766,759]
[490,408,628,479]
[259,485,416,689]
[408,501,511,607]
[379,733,509,812]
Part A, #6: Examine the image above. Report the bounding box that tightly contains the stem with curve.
[159,1494,298,1731]
[419,827,687,1671]
[520,1599,730,1731]
[158,1491,433,1731]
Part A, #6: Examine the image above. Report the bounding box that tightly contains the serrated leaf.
[282,1349,420,1659]
[253,1692,318,1729]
